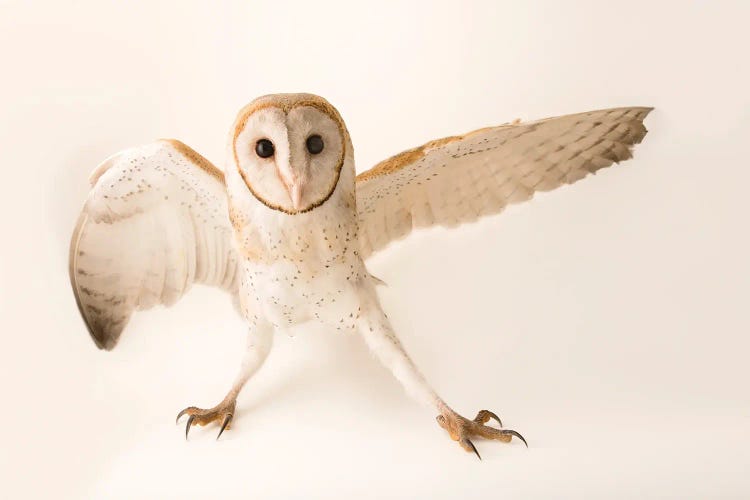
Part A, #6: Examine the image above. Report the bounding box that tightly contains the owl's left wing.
[69,140,241,350]
[355,106,652,258]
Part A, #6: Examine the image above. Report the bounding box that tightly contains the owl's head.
[230,93,351,215]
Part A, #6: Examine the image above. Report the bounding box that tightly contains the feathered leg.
[177,323,273,440]
[357,286,525,459]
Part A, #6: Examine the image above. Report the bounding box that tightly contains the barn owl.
[69,93,651,458]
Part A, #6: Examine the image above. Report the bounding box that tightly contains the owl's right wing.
[69,139,241,350]
[355,107,652,258]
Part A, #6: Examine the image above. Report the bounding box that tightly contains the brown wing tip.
[69,278,124,351]
[629,107,654,145]
[90,331,112,350]
[73,309,120,350]
[636,106,655,121]
[83,317,124,351]
[68,211,126,351]
[70,274,127,351]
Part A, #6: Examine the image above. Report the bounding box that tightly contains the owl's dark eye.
[255,139,274,158]
[306,134,324,155]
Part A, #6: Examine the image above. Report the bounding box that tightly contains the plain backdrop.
[1,0,748,498]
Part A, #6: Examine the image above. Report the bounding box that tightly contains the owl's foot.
[176,398,236,440]
[436,408,527,459]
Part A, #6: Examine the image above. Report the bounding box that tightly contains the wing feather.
[356,107,652,258]
[69,140,240,350]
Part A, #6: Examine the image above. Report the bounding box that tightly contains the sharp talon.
[217,414,232,440]
[185,415,195,440]
[505,429,528,448]
[176,408,190,424]
[466,439,481,460]
[439,410,524,455]
[484,410,503,428]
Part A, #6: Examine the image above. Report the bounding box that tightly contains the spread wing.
[355,106,652,258]
[69,139,241,350]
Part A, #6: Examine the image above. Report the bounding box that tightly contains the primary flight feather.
[69,93,651,456]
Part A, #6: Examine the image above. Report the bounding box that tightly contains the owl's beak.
[280,172,305,210]
[290,182,303,210]
[277,162,306,210]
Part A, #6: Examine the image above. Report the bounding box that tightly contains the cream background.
[1,0,748,498]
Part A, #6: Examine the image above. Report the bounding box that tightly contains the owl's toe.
[436,408,526,459]
[176,399,236,440]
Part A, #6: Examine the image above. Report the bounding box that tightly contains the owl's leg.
[176,323,273,440]
[358,289,526,459]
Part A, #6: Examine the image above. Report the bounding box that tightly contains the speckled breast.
[238,251,367,333]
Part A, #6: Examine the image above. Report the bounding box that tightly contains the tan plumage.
[356,107,652,257]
